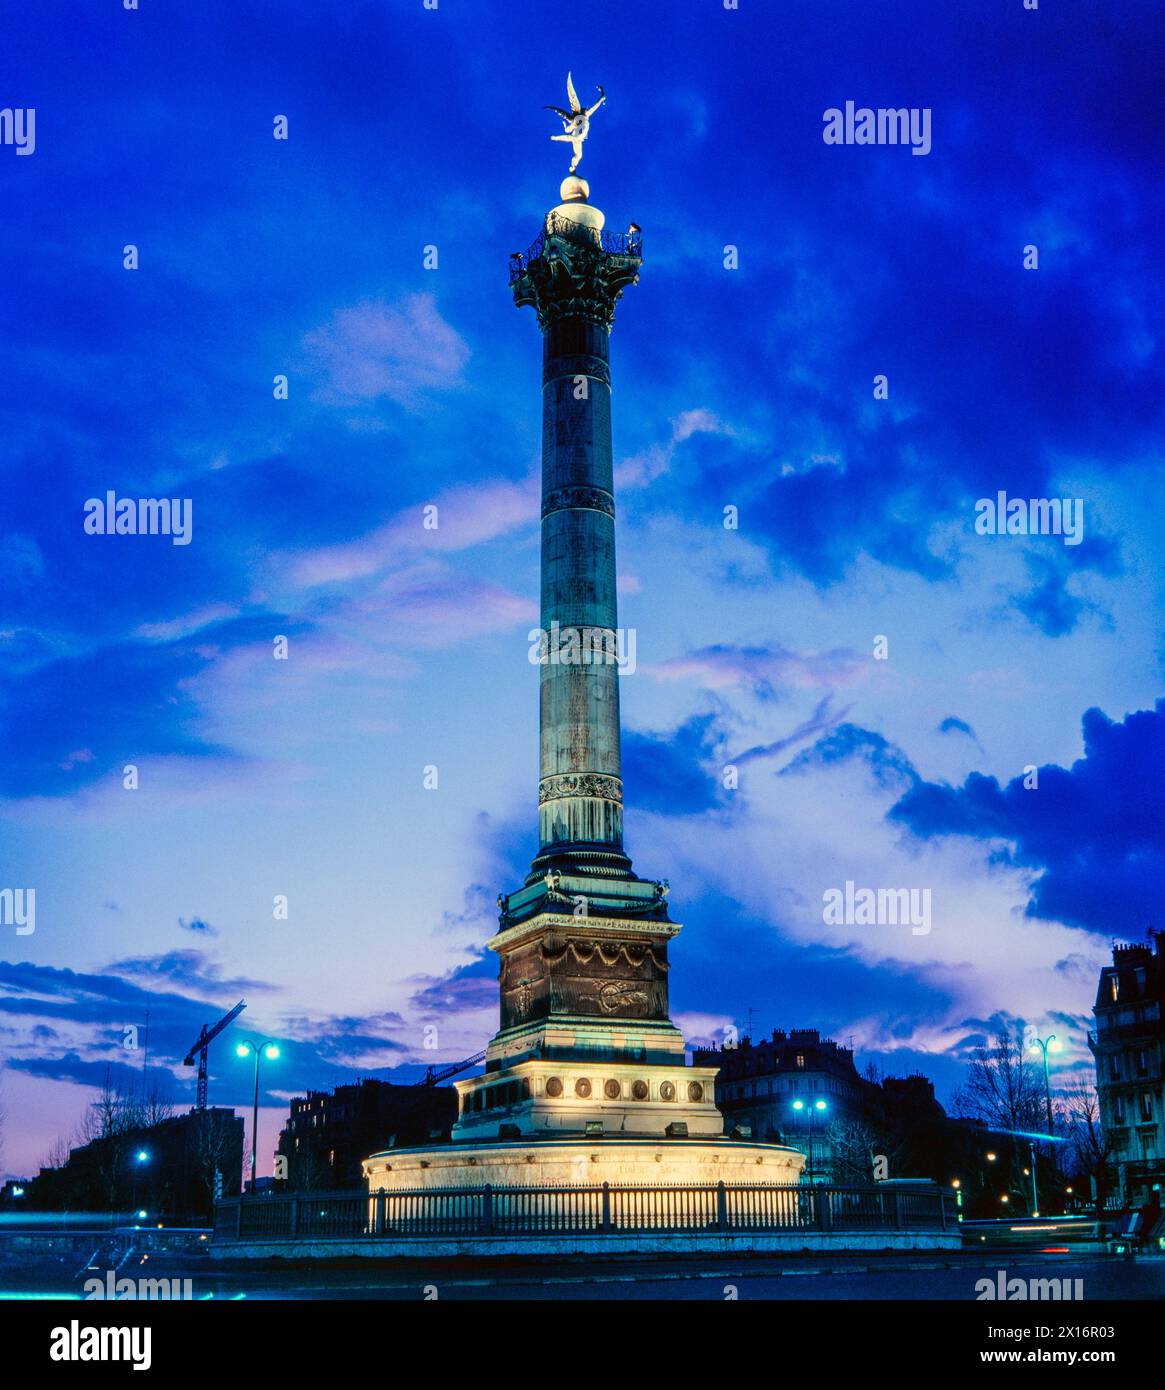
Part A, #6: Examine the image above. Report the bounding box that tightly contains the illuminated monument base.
[362,1136,804,1196]
[363,900,807,1197]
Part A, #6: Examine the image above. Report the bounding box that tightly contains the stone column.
[536,316,626,865]
[512,179,642,880]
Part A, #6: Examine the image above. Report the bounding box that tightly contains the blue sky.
[2,0,1162,1179]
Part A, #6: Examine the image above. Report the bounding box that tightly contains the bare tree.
[953,1026,1044,1133]
[1062,1082,1116,1216]
[193,1111,237,1213]
[288,1144,331,1193]
[121,1082,174,1131]
[827,1116,893,1184]
[39,1134,72,1170]
[70,1069,174,1212]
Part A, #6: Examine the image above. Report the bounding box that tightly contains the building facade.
[1088,932,1165,1205]
[29,1108,243,1219]
[277,1079,456,1189]
[693,1030,875,1182]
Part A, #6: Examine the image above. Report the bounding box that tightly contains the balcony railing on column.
[508,219,644,283]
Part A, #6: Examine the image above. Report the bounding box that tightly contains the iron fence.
[509,218,643,283]
[214,1181,954,1243]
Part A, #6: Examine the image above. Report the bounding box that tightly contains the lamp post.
[1027,1143,1040,1217]
[1029,1033,1062,1212]
[130,1148,149,1223]
[1028,1034,1060,1136]
[792,1097,828,1184]
[236,1039,280,1194]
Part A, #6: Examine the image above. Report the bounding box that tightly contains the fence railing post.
[601,1181,611,1234]
[893,1191,904,1230]
[288,1196,298,1238]
[716,1181,728,1232]
[235,1198,243,1239]
[482,1184,493,1235]
[815,1186,829,1231]
[939,1191,947,1231]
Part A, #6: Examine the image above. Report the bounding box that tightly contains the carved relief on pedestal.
[543,934,669,1022]
[498,928,672,1030]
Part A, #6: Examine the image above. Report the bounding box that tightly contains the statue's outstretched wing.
[566,72,581,114]
[544,105,572,119]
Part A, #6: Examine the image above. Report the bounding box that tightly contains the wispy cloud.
[303,295,470,409]
[617,409,736,490]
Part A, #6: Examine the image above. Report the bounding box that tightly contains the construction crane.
[420,1049,485,1086]
[182,1000,246,1110]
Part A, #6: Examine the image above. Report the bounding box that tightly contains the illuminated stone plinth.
[363,1136,805,1196]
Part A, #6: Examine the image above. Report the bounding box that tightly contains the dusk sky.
[2,0,1162,1181]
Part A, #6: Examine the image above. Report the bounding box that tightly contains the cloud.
[735,695,854,766]
[938,716,976,739]
[889,700,1165,936]
[616,409,736,490]
[285,475,537,590]
[781,722,918,791]
[303,295,470,409]
[622,714,722,815]
[178,917,218,937]
[136,604,239,642]
[337,564,535,650]
[0,617,283,799]
[650,643,867,699]
[102,950,270,995]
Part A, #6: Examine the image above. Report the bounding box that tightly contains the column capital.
[511,218,642,331]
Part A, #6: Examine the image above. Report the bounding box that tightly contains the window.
[796,1055,805,1069]
[1138,1050,1149,1078]
[1110,975,1119,1002]
[1110,1056,1120,1081]
[1114,1097,1127,1125]
[1139,1094,1153,1124]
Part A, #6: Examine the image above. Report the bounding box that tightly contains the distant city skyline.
[3,0,1163,1180]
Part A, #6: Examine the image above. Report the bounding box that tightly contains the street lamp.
[1028,1034,1061,1136]
[130,1148,150,1220]
[237,1039,280,1194]
[792,1097,828,1184]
